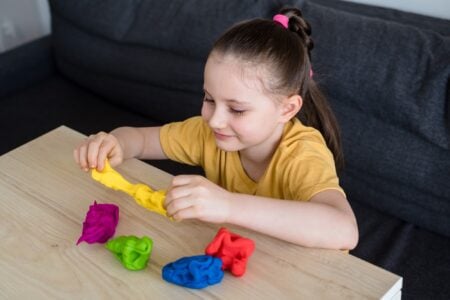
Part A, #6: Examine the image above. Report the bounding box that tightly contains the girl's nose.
[208,108,227,129]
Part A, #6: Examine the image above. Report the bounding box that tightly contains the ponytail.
[298,81,344,170]
[281,7,344,170]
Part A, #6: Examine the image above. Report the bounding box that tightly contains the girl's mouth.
[214,131,233,140]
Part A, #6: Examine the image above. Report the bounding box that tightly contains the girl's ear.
[280,94,302,122]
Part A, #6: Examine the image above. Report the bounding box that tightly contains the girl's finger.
[108,155,122,168]
[87,142,102,169]
[164,185,192,208]
[167,182,193,200]
[172,205,197,221]
[166,197,193,218]
[97,139,115,171]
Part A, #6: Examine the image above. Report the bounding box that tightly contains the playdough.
[106,235,153,270]
[77,201,119,245]
[91,160,167,217]
[162,255,224,289]
[205,227,255,277]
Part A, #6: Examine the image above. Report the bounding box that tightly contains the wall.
[343,0,450,20]
[0,0,49,53]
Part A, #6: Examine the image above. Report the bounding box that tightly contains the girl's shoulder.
[271,119,342,201]
[278,118,336,167]
[282,118,328,151]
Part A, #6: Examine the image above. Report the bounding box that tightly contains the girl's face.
[202,53,289,154]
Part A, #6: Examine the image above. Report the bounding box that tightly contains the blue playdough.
[162,255,224,289]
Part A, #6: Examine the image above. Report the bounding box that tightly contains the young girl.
[74,8,358,250]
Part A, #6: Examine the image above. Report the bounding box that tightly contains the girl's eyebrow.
[203,88,250,105]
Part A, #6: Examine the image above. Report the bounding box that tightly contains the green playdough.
[106,235,153,270]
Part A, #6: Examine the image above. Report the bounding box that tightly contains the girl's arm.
[165,175,358,250]
[227,189,359,250]
[110,126,167,161]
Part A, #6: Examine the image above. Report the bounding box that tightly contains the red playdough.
[205,227,255,277]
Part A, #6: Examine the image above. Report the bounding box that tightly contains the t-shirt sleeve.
[286,144,346,201]
[159,116,206,167]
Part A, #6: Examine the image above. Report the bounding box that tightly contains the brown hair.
[210,7,343,170]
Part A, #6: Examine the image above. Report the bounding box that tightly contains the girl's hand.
[165,175,232,223]
[73,132,124,172]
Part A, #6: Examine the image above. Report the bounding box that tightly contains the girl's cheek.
[231,120,252,136]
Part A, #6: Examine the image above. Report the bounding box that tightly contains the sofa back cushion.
[302,1,450,237]
[49,0,303,123]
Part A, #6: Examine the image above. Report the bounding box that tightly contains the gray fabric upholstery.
[303,1,450,237]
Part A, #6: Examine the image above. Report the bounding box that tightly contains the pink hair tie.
[310,68,313,78]
[273,14,289,29]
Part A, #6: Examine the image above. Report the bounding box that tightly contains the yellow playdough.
[91,160,167,217]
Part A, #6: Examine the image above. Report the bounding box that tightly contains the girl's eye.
[230,108,245,115]
[203,97,215,104]
[203,96,245,115]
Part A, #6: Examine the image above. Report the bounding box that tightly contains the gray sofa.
[1,0,449,298]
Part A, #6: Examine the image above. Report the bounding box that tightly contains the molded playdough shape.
[91,160,167,217]
[77,201,119,245]
[106,235,153,270]
[205,227,255,277]
[162,255,224,289]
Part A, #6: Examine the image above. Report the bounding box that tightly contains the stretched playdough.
[91,160,167,217]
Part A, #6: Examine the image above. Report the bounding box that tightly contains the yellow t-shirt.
[159,116,344,201]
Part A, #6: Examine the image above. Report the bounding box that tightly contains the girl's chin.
[215,140,243,152]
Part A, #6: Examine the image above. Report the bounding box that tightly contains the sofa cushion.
[350,201,450,299]
[0,36,55,99]
[48,0,305,124]
[0,76,156,155]
[302,1,450,237]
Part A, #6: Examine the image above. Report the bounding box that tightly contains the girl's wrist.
[110,128,133,159]
[224,192,239,224]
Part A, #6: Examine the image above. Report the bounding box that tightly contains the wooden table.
[0,126,402,299]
